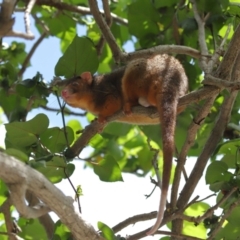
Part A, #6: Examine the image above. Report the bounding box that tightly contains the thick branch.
[121,45,200,62]
[26,191,54,239]
[0,0,16,36]
[0,152,104,240]
[8,183,51,218]
[214,24,240,79]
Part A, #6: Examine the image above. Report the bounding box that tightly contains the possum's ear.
[80,72,92,85]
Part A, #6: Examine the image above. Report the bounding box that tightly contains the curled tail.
[146,87,178,235]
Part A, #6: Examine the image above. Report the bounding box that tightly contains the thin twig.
[208,197,240,240]
[36,0,128,25]
[88,0,122,61]
[24,0,37,36]
[210,24,232,70]
[190,0,209,72]
[18,32,47,77]
[32,13,50,33]
[0,198,20,240]
[195,187,237,224]
[203,74,240,89]
[63,168,82,214]
[96,0,113,55]
[40,105,87,117]
[55,93,70,147]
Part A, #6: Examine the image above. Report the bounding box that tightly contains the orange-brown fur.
[61,54,188,235]
[121,55,188,235]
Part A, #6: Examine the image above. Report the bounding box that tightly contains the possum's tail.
[146,86,178,235]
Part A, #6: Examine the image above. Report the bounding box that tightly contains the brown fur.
[61,54,188,235]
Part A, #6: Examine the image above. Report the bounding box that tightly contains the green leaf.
[206,161,231,184]
[16,79,37,98]
[127,0,159,39]
[213,139,240,167]
[215,207,240,239]
[36,165,65,183]
[183,202,209,239]
[106,139,124,161]
[0,62,17,81]
[137,146,154,171]
[5,114,49,147]
[18,218,47,240]
[153,0,179,8]
[89,134,107,149]
[40,127,74,153]
[182,221,207,239]
[139,125,161,147]
[33,156,75,183]
[185,202,210,217]
[45,15,75,37]
[55,35,99,78]
[0,181,9,206]
[64,163,75,177]
[5,148,29,163]
[53,220,71,240]
[67,119,82,142]
[15,73,49,99]
[93,155,123,182]
[103,122,132,137]
[0,88,27,115]
[209,181,225,192]
[98,222,116,240]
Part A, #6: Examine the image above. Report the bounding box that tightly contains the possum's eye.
[71,82,79,87]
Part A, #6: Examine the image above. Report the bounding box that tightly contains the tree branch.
[121,45,201,62]
[88,0,122,61]
[170,96,216,210]
[26,191,54,239]
[24,0,36,37]
[0,0,16,37]
[190,0,209,72]
[18,32,47,77]
[8,182,51,218]
[37,0,128,25]
[208,198,240,240]
[0,198,20,240]
[0,152,104,240]
[95,0,112,56]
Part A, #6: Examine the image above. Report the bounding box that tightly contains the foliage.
[1,0,240,239]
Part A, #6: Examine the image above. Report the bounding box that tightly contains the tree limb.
[0,0,16,37]
[0,152,104,240]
